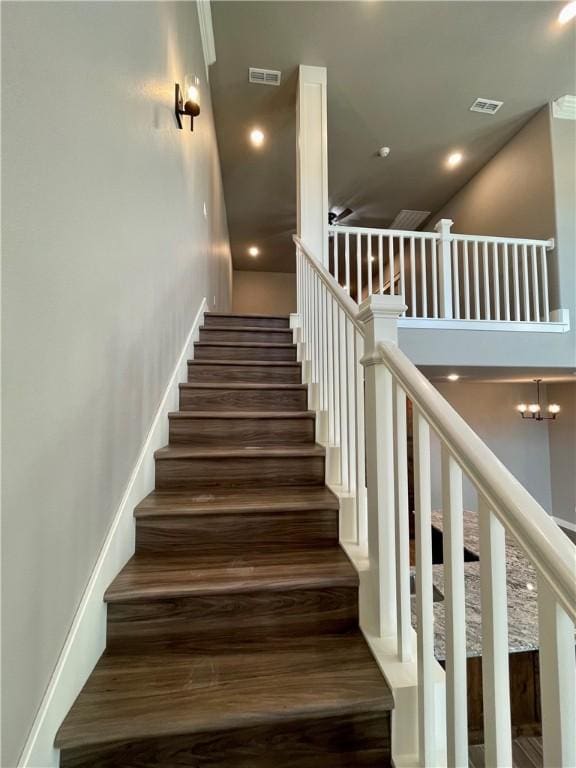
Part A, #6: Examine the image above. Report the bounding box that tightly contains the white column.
[359,295,406,637]
[435,218,453,319]
[296,65,328,266]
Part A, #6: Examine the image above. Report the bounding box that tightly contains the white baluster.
[452,240,460,319]
[540,246,550,322]
[399,236,406,315]
[512,243,520,321]
[410,237,417,317]
[367,235,373,297]
[442,448,468,768]
[478,498,512,767]
[345,233,351,293]
[493,242,500,321]
[522,244,530,321]
[338,306,349,490]
[355,330,367,548]
[503,243,510,321]
[356,233,362,304]
[463,240,470,320]
[395,384,411,661]
[334,230,339,283]
[473,240,480,320]
[431,237,439,318]
[346,317,357,502]
[378,235,384,295]
[414,407,437,765]
[421,238,428,318]
[327,292,335,444]
[389,236,395,296]
[483,242,491,320]
[537,578,576,768]
[531,245,540,321]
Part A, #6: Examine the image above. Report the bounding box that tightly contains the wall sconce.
[175,76,200,131]
[516,379,560,421]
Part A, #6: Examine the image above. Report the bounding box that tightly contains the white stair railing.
[294,234,576,767]
[328,221,556,324]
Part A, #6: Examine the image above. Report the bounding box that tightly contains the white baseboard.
[18,298,207,768]
[553,516,576,534]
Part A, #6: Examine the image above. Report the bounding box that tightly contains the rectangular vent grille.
[390,210,431,231]
[552,95,576,120]
[470,97,503,115]
[249,67,281,86]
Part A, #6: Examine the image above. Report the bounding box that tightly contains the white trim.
[398,316,570,333]
[553,516,576,534]
[17,298,207,768]
[197,0,216,79]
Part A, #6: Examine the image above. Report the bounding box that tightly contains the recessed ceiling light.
[250,128,265,147]
[559,1,576,24]
[248,246,259,257]
[447,373,460,381]
[447,152,463,169]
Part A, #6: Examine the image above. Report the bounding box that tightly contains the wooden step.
[56,633,393,768]
[204,312,290,329]
[188,360,302,384]
[199,326,294,344]
[154,445,326,491]
[179,383,308,412]
[194,342,297,362]
[105,548,357,649]
[169,411,315,445]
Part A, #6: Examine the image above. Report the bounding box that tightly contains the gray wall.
[430,382,553,514]
[548,382,576,527]
[1,3,231,764]
[550,111,576,319]
[232,271,296,315]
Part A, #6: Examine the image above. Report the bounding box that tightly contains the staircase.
[56,312,393,768]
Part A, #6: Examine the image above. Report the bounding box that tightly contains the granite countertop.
[411,509,544,660]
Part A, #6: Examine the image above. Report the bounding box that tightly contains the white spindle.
[356,233,362,304]
[389,236,395,296]
[531,245,540,321]
[512,243,520,321]
[503,243,510,321]
[483,242,491,320]
[463,240,470,320]
[327,292,335,443]
[399,236,406,315]
[522,244,530,321]
[420,238,428,318]
[473,241,480,320]
[431,237,438,318]
[338,306,349,490]
[355,331,367,547]
[346,318,357,501]
[452,240,460,320]
[479,499,512,767]
[334,231,339,284]
[441,448,468,768]
[378,235,384,295]
[345,233,351,293]
[540,246,550,322]
[410,237,416,317]
[367,235,373,297]
[395,384,411,661]
[414,408,436,766]
[537,578,576,768]
[493,242,500,321]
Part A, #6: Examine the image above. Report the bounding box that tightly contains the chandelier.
[517,379,560,421]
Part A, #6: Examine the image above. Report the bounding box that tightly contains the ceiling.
[209,1,576,273]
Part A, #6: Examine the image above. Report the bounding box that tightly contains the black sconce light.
[175,78,200,131]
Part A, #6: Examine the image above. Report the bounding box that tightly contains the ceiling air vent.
[552,95,576,120]
[249,67,281,86]
[390,210,431,231]
[470,97,504,115]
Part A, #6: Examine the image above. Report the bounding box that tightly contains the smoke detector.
[390,210,431,230]
[248,67,281,86]
[469,97,504,115]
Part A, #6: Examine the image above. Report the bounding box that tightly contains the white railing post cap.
[358,295,407,354]
[435,218,454,235]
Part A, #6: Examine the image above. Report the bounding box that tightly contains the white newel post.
[359,295,407,638]
[296,65,328,267]
[435,218,454,319]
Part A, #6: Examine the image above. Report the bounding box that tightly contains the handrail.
[328,224,440,239]
[451,233,555,248]
[293,235,364,333]
[377,339,576,622]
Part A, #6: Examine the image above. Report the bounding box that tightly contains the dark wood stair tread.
[135,487,339,517]
[188,360,301,367]
[169,410,315,420]
[201,325,293,333]
[206,312,290,321]
[194,341,295,348]
[179,382,306,390]
[105,547,357,602]
[154,444,325,460]
[55,632,393,750]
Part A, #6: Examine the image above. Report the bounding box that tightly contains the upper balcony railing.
[328,220,560,327]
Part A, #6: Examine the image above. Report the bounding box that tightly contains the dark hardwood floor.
[56,313,393,767]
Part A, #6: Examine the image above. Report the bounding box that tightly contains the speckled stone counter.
[412,509,544,661]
